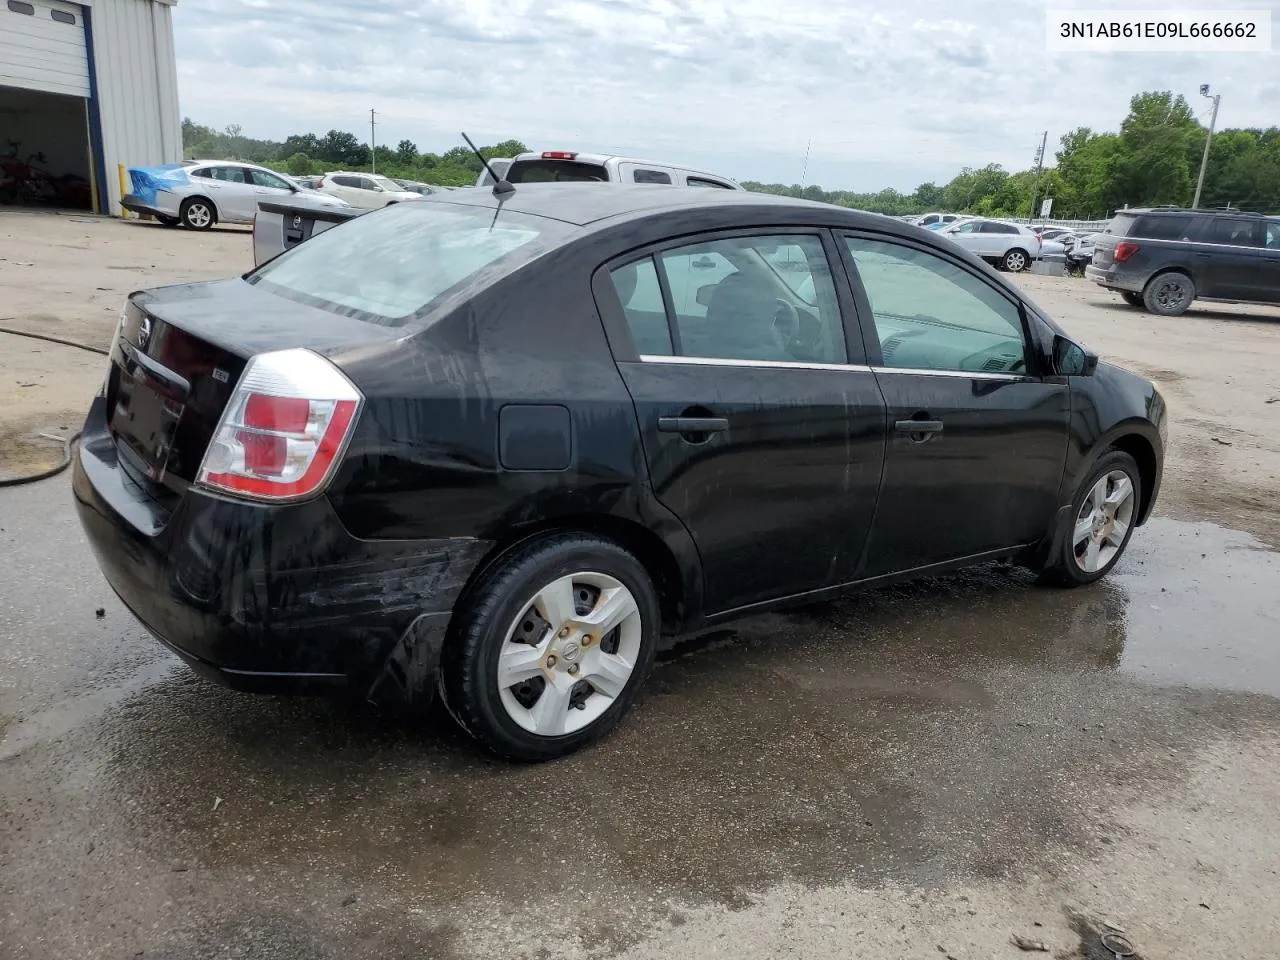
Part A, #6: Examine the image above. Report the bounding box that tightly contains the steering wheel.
[773,299,822,360]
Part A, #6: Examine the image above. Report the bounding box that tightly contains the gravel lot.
[2,209,1279,960]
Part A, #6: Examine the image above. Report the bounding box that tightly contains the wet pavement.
[2,476,1280,959]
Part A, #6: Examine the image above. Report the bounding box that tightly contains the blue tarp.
[127,164,190,205]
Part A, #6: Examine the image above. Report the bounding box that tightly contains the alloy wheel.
[186,203,212,228]
[496,572,643,737]
[1153,277,1190,312]
[1005,250,1027,271]
[1073,470,1136,573]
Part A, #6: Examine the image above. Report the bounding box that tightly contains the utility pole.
[1192,84,1220,209]
[799,139,812,188]
[370,108,377,173]
[1027,130,1048,221]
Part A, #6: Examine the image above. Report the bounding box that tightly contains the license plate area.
[109,364,186,482]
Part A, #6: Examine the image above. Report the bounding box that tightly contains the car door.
[596,229,887,615]
[204,166,256,222]
[247,167,297,209]
[839,232,1070,576]
[945,220,986,256]
[1260,221,1280,304]
[326,175,362,207]
[1191,217,1264,299]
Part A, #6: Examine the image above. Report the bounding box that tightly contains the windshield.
[249,203,570,324]
[506,159,609,183]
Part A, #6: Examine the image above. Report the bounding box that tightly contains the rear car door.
[595,230,887,615]
[206,166,256,222]
[1191,217,1265,300]
[328,175,365,207]
[839,233,1069,576]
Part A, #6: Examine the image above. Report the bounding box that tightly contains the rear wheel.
[1120,291,1144,307]
[440,534,659,761]
[1143,271,1194,316]
[180,197,215,231]
[1041,449,1141,587]
[1001,248,1029,272]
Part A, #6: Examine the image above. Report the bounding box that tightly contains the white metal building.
[0,0,180,214]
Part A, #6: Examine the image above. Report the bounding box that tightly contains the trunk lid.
[105,278,401,496]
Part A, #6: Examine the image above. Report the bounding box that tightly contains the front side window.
[250,169,293,190]
[610,234,847,364]
[954,221,982,234]
[844,237,1028,375]
[250,204,568,324]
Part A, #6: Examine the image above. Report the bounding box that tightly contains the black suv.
[1087,208,1280,315]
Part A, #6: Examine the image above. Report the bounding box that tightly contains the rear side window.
[687,176,733,189]
[506,160,609,183]
[609,258,672,355]
[1266,222,1280,249]
[209,167,246,183]
[250,204,570,324]
[1103,214,1136,236]
[332,175,358,187]
[632,169,673,184]
[1134,215,1195,240]
[1197,217,1260,247]
[609,234,847,365]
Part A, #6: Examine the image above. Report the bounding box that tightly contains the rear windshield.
[1103,213,1136,236]
[506,159,609,183]
[248,202,570,324]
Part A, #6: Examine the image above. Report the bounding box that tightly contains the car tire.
[180,197,215,231]
[1142,271,1194,316]
[439,533,659,762]
[1040,449,1142,587]
[1120,291,1144,307]
[156,215,180,227]
[1001,248,1030,272]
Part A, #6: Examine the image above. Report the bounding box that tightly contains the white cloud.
[173,0,1280,190]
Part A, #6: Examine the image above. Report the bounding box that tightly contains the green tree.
[395,139,418,166]
[285,152,313,176]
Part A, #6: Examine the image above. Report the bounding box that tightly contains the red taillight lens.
[541,151,577,160]
[1114,241,1139,262]
[198,349,362,501]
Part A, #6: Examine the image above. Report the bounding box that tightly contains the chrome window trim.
[870,365,1030,381]
[637,354,872,373]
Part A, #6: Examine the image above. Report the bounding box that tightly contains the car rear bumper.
[121,194,175,219]
[1085,264,1145,293]
[72,397,490,699]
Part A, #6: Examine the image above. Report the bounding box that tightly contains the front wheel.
[1040,450,1142,587]
[440,534,659,761]
[1001,248,1029,272]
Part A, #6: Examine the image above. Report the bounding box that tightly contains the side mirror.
[1053,335,1098,376]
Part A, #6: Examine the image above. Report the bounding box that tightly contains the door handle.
[658,416,729,434]
[895,419,943,441]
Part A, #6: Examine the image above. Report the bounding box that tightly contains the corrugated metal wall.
[87,0,181,214]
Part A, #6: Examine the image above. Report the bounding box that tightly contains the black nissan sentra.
[74,184,1167,760]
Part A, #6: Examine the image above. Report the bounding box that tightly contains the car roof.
[1121,206,1274,219]
[419,182,896,230]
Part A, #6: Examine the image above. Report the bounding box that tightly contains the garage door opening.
[0,85,94,210]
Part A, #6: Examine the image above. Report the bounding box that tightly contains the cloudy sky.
[174,0,1279,192]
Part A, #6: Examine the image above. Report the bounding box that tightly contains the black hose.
[0,326,108,487]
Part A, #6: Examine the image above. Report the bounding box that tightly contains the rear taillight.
[1114,241,1140,262]
[197,348,362,502]
[541,151,577,160]
[315,177,324,188]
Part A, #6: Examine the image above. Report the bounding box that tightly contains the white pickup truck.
[477,151,743,190]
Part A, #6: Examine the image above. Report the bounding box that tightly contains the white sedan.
[938,218,1043,272]
[121,160,349,231]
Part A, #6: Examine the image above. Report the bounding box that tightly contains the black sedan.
[73,184,1167,761]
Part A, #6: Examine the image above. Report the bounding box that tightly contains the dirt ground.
[3,209,1280,960]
